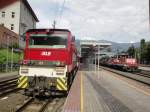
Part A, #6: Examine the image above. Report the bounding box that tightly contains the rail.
[100,66,150,86]
[16,98,34,112]
[16,97,52,112]
[0,76,19,97]
[134,72,150,78]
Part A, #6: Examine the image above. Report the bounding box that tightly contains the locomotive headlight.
[56,61,65,67]
[38,61,44,65]
[124,64,127,67]
[60,62,65,66]
[21,68,29,74]
[56,67,65,75]
[56,61,61,66]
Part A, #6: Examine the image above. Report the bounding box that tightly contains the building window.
[12,12,15,18]
[11,24,14,30]
[2,11,5,18]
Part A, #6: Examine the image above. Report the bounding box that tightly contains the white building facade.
[0,0,39,48]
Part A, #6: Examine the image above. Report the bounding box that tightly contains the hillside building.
[0,25,19,48]
[0,0,39,48]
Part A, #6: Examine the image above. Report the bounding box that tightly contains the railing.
[0,63,19,72]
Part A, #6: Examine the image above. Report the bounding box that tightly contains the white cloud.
[28,0,150,42]
[57,18,71,29]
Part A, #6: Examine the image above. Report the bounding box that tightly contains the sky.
[28,0,150,43]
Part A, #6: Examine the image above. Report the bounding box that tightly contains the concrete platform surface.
[0,71,18,81]
[63,67,150,112]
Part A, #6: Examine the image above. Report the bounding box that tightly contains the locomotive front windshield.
[28,33,68,48]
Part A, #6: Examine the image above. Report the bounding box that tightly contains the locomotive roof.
[26,29,71,33]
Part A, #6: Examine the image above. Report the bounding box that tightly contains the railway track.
[134,72,150,78]
[0,76,19,97]
[100,66,150,86]
[16,97,53,112]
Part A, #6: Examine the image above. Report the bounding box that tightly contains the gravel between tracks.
[0,90,27,112]
[0,90,66,112]
[47,97,66,112]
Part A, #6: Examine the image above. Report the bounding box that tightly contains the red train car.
[100,54,138,72]
[17,29,78,96]
[117,54,138,71]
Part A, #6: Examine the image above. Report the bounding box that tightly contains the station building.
[80,40,112,63]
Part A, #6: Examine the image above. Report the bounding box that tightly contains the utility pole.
[98,45,100,72]
[6,36,9,72]
[149,0,150,29]
[95,53,96,71]
[117,49,119,59]
[11,47,13,72]
[93,44,96,72]
[52,20,56,29]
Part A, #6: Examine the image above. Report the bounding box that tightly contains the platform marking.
[110,72,150,96]
[81,72,84,112]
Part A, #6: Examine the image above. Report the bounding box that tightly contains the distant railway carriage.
[17,29,79,96]
[100,54,138,72]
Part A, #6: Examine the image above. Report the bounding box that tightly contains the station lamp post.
[11,47,13,72]
[98,45,100,72]
[95,52,96,71]
[92,44,97,71]
[6,35,10,72]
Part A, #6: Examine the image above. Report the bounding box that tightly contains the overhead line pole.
[149,0,150,27]
[58,0,66,24]
[11,47,13,72]
[52,20,56,29]
[98,45,100,72]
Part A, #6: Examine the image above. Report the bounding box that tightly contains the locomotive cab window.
[28,33,68,48]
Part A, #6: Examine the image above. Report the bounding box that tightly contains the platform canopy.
[80,40,112,58]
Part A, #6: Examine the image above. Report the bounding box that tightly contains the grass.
[0,49,23,64]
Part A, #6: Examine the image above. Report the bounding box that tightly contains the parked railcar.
[100,54,138,72]
[17,29,79,96]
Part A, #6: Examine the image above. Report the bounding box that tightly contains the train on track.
[17,28,79,96]
[99,54,138,72]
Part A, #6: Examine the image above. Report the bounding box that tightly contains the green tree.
[127,45,135,58]
[0,49,21,64]
[135,48,140,63]
[140,39,146,64]
[145,42,150,64]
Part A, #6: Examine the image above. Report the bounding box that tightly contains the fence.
[0,63,19,72]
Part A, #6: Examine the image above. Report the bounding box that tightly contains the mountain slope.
[98,40,140,52]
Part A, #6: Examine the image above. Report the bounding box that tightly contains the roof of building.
[26,28,71,33]
[0,0,39,22]
[0,25,19,38]
[23,0,39,22]
[0,0,16,9]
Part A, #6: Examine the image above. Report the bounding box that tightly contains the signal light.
[56,61,65,67]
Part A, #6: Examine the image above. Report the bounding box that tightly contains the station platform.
[62,65,150,112]
[139,66,150,71]
[0,71,18,81]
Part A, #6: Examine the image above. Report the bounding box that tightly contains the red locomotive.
[100,54,138,72]
[17,29,79,96]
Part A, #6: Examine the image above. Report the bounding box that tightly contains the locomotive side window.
[28,33,68,48]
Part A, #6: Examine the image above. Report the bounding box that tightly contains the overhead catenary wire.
[59,0,66,23]
[53,0,66,28]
